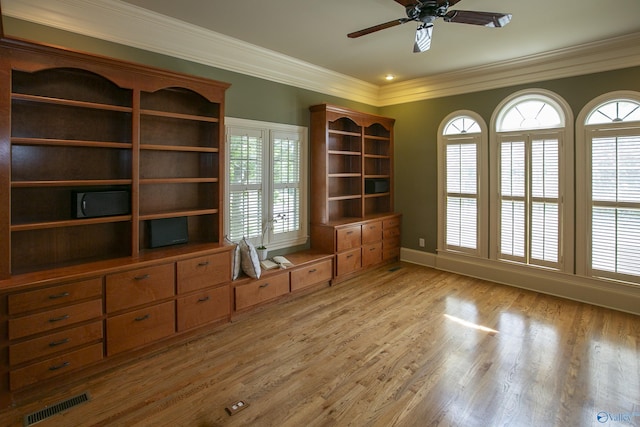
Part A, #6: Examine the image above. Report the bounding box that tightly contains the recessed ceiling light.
[384,74,395,81]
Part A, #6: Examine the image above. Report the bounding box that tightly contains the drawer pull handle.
[134,274,150,281]
[370,248,376,251]
[48,292,70,300]
[198,261,210,267]
[49,361,70,371]
[135,314,150,322]
[49,314,70,323]
[259,283,270,288]
[49,338,70,347]
[346,254,354,259]
[346,231,353,235]
[198,296,210,303]
[309,269,317,273]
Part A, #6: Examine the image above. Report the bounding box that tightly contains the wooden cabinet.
[234,272,290,312]
[310,104,395,224]
[0,38,229,279]
[312,213,401,283]
[310,104,400,283]
[106,301,175,356]
[290,259,333,292]
[105,264,175,313]
[6,277,104,391]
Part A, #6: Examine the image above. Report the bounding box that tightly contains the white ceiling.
[3,0,640,105]
[119,0,640,85]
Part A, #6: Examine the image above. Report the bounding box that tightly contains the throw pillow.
[239,237,261,279]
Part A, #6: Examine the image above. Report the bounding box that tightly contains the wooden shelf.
[140,109,220,123]
[140,144,219,153]
[139,209,219,221]
[11,179,132,188]
[328,150,361,156]
[11,93,133,113]
[140,178,219,185]
[11,137,132,149]
[11,216,132,232]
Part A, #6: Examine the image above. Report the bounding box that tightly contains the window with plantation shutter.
[227,128,264,242]
[225,118,307,249]
[438,112,487,257]
[492,91,569,270]
[577,95,640,283]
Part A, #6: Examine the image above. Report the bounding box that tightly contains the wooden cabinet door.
[362,242,383,268]
[362,220,382,244]
[290,259,333,292]
[106,263,175,313]
[177,285,230,331]
[336,248,361,277]
[177,252,230,294]
[336,225,361,252]
[234,272,289,311]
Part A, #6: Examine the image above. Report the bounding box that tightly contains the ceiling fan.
[347,0,512,53]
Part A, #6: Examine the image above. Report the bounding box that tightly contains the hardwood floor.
[1,263,638,426]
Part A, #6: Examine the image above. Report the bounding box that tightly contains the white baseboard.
[400,248,640,316]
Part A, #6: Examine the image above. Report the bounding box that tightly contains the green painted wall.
[5,17,640,255]
[381,67,640,253]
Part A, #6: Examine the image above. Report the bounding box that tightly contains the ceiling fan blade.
[413,23,433,53]
[443,10,512,27]
[348,18,410,38]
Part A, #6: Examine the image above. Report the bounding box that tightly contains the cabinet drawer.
[290,259,333,292]
[10,321,103,366]
[383,233,400,249]
[383,227,401,240]
[106,301,175,356]
[235,272,289,311]
[362,242,383,268]
[383,246,401,261]
[106,263,175,313]
[9,299,103,341]
[177,252,231,294]
[336,225,361,252]
[8,277,102,316]
[362,221,382,244]
[177,285,230,331]
[383,216,401,229]
[10,343,103,390]
[336,248,361,276]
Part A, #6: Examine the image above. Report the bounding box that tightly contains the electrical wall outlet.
[419,238,425,247]
[226,400,249,416]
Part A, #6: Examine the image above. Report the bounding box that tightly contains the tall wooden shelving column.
[309,104,401,284]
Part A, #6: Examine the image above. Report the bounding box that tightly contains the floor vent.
[24,391,91,426]
[388,266,402,272]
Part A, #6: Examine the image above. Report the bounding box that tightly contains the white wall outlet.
[419,238,425,247]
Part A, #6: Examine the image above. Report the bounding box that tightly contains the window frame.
[576,91,640,284]
[437,110,488,258]
[490,89,574,273]
[224,117,308,250]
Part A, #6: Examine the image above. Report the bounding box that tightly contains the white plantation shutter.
[446,140,478,250]
[530,138,559,264]
[227,129,264,242]
[500,140,526,259]
[271,133,302,244]
[590,132,640,279]
[498,135,560,266]
[225,118,308,249]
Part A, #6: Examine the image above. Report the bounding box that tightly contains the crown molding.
[2,0,380,105]
[3,0,640,107]
[378,32,640,106]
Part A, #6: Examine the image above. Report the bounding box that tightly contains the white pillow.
[239,238,261,279]
[225,237,241,280]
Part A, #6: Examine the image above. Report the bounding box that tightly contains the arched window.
[576,93,640,283]
[438,111,487,257]
[491,90,573,271]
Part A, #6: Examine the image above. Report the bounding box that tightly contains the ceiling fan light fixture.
[385,74,396,81]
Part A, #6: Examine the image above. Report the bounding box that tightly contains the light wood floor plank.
[1,262,638,426]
